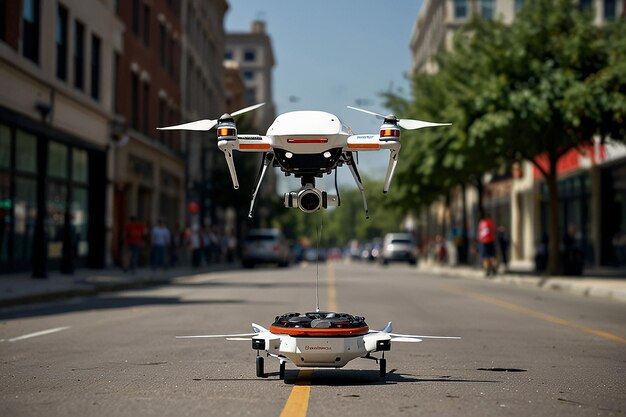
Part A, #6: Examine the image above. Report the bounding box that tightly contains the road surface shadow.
[0,295,246,320]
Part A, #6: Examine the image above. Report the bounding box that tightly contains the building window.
[112,52,120,114]
[224,49,233,60]
[580,0,593,11]
[132,0,140,36]
[22,0,40,63]
[48,142,68,179]
[244,49,256,62]
[15,130,36,174]
[131,72,139,129]
[143,4,150,46]
[159,22,166,68]
[480,0,495,19]
[245,88,256,105]
[142,81,150,134]
[90,35,101,100]
[604,0,616,19]
[158,97,166,144]
[0,0,6,41]
[56,4,68,81]
[453,0,468,18]
[74,21,85,90]
[243,71,254,81]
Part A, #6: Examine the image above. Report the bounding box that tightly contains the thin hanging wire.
[315,213,324,312]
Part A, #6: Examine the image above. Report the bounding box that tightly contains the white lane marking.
[7,326,71,342]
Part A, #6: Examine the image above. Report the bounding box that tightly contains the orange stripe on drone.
[348,143,380,149]
[240,143,271,150]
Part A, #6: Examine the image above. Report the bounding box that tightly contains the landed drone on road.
[177,310,460,380]
[158,104,450,218]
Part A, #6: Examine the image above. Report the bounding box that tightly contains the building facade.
[0,0,123,275]
[410,0,626,270]
[179,0,228,229]
[225,20,276,131]
[111,0,186,267]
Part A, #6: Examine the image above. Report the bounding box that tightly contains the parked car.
[380,233,418,265]
[242,229,291,268]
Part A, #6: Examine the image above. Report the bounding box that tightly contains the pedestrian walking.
[478,212,497,276]
[124,216,145,273]
[150,219,171,270]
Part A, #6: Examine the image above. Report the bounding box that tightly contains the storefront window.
[72,187,88,256]
[48,141,68,179]
[0,173,10,264]
[16,130,37,173]
[0,125,10,168]
[14,177,36,265]
[72,149,88,183]
[46,181,67,259]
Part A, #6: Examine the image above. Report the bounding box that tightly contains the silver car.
[380,233,418,265]
[242,229,291,268]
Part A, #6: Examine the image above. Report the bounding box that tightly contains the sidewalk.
[0,263,240,308]
[418,261,626,303]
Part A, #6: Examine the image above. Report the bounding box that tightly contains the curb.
[419,264,626,303]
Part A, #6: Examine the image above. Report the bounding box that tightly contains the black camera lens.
[300,190,320,212]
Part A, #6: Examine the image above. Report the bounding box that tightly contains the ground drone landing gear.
[256,355,266,378]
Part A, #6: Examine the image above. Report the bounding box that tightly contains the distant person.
[151,219,171,270]
[125,216,145,273]
[497,225,509,271]
[478,213,497,276]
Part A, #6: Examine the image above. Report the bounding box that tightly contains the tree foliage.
[384,0,626,274]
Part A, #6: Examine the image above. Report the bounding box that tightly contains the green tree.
[387,0,626,275]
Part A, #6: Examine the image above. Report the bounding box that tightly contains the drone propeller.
[157,102,265,131]
[347,106,450,130]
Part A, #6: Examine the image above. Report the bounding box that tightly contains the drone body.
[158,104,450,218]
[177,311,460,379]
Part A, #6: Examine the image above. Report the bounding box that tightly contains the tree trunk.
[475,178,485,219]
[546,167,561,276]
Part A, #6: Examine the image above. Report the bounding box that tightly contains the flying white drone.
[177,311,460,380]
[158,104,450,218]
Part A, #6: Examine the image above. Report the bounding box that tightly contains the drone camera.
[284,184,338,213]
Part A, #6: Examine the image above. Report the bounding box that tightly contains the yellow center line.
[279,369,313,417]
[441,284,626,345]
[279,262,338,417]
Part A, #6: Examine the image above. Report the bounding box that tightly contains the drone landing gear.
[279,360,286,380]
[362,352,387,378]
[248,152,275,219]
[344,152,369,219]
[379,356,387,378]
[256,355,266,378]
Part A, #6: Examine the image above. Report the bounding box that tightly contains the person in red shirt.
[478,212,497,276]
[125,216,145,273]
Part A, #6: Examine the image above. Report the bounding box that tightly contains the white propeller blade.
[389,333,461,340]
[176,332,257,339]
[391,337,422,343]
[157,119,218,131]
[231,102,265,117]
[398,119,451,130]
[156,103,265,132]
[347,105,451,131]
[226,337,253,341]
[346,106,385,119]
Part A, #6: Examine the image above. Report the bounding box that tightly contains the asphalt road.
[1,261,624,417]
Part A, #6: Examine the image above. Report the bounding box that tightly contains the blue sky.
[224,1,425,190]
